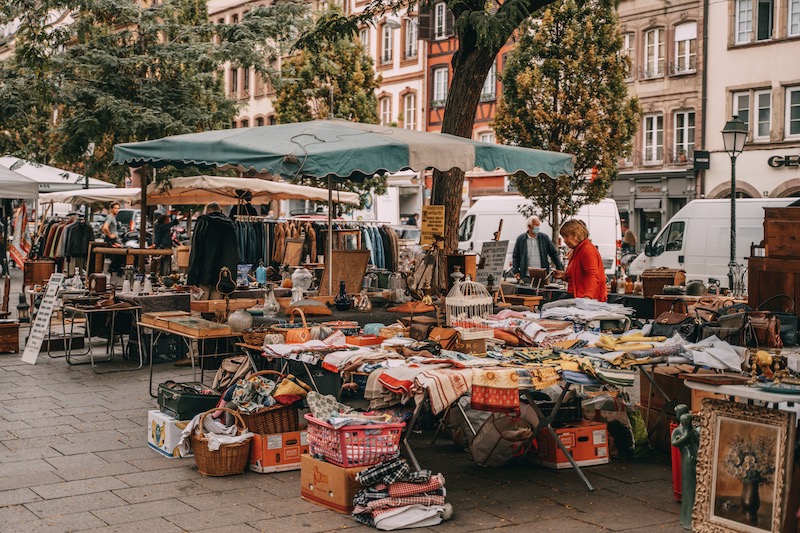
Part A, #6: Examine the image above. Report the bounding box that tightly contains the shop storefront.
[611,170,698,250]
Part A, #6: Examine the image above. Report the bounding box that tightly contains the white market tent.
[39,187,141,205]
[0,156,111,192]
[0,165,39,199]
[147,175,360,205]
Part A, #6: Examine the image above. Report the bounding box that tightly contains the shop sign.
[420,205,445,246]
[768,155,800,168]
[637,185,661,194]
[21,273,65,365]
[693,150,710,170]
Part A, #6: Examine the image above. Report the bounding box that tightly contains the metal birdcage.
[445,276,493,327]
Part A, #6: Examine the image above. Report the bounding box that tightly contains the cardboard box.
[300,454,368,513]
[536,420,609,469]
[147,410,191,458]
[250,431,309,473]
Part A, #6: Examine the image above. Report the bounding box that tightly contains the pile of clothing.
[353,458,452,531]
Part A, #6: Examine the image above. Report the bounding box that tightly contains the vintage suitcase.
[157,381,221,420]
[642,268,687,298]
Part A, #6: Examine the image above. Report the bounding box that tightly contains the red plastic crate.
[304,414,405,468]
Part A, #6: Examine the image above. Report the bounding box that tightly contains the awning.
[40,187,141,205]
[0,165,39,199]
[634,198,661,211]
[0,156,112,192]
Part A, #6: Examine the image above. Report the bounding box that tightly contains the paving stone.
[492,517,606,532]
[25,415,83,428]
[248,511,357,533]
[4,511,108,533]
[86,517,185,533]
[0,504,39,524]
[126,456,196,472]
[50,438,131,455]
[11,425,81,439]
[25,492,128,518]
[3,435,72,452]
[606,478,681,515]
[44,452,108,470]
[91,498,195,525]
[0,467,60,488]
[0,487,42,506]
[51,461,142,482]
[95,447,159,463]
[115,466,199,487]
[113,480,210,504]
[167,503,271,531]
[1,446,63,462]
[547,489,680,531]
[30,475,129,500]
[193,525,262,533]
[419,507,509,533]
[0,420,32,432]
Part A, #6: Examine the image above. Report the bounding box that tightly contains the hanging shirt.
[526,236,543,270]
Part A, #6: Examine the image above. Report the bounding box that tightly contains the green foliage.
[274,8,384,209]
[494,0,640,229]
[0,0,309,183]
[274,10,380,125]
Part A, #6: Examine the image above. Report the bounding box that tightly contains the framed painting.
[693,399,796,533]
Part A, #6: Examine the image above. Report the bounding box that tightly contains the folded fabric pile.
[177,411,254,456]
[353,458,452,531]
[227,373,310,412]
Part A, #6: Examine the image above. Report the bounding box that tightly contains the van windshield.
[653,221,685,253]
[458,215,475,241]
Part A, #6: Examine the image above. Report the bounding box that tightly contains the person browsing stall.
[187,202,239,300]
[102,202,124,275]
[511,215,563,281]
[152,214,180,275]
[552,219,607,302]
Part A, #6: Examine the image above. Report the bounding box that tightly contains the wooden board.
[160,316,233,337]
[318,250,370,297]
[283,238,305,267]
[190,299,260,314]
[678,373,751,385]
[141,310,192,328]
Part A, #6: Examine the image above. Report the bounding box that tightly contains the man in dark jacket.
[512,215,563,281]
[187,202,239,300]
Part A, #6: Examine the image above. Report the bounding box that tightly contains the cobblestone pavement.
[0,267,684,532]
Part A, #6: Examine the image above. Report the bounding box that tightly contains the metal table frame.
[62,304,143,374]
[138,321,242,397]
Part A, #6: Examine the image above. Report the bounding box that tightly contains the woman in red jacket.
[552,219,608,302]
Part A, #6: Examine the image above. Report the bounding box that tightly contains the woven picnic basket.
[190,407,251,477]
[236,370,300,435]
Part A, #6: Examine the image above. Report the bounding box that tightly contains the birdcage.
[445,276,493,327]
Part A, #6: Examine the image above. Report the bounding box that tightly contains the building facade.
[614,0,704,248]
[703,0,800,200]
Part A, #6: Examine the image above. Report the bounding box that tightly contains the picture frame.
[282,238,305,267]
[693,399,796,533]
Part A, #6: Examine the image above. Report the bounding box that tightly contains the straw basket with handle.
[189,407,252,477]
[236,370,300,434]
[274,308,311,344]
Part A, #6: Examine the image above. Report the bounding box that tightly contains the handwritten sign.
[21,273,65,365]
[420,205,445,246]
[476,240,509,285]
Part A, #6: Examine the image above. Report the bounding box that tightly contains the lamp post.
[721,117,747,293]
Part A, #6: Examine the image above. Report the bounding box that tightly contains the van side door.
[648,221,686,269]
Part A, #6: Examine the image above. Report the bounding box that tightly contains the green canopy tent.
[113,119,574,291]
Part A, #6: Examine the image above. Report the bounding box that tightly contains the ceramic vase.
[262,284,280,317]
[228,308,253,332]
[740,479,760,519]
[334,281,353,311]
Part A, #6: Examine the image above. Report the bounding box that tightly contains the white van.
[457,195,622,277]
[628,198,795,288]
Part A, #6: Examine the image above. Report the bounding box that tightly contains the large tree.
[296,0,556,255]
[273,17,385,209]
[0,0,310,182]
[494,0,640,236]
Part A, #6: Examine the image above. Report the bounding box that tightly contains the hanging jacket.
[187,211,240,286]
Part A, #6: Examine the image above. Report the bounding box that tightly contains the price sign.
[420,205,445,246]
[476,240,509,285]
[21,273,65,365]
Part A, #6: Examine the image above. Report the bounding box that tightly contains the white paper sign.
[476,240,509,285]
[21,273,65,365]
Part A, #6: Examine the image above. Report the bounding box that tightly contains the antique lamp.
[16,293,30,323]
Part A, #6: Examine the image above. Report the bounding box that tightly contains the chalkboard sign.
[21,273,65,365]
[476,240,509,285]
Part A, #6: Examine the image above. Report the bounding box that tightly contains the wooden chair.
[0,276,11,319]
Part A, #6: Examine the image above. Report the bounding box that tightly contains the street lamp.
[721,116,747,293]
[83,141,95,218]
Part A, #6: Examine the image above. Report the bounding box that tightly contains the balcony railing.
[670,60,697,76]
[639,65,664,79]
[430,99,447,108]
[642,147,664,165]
[479,91,496,102]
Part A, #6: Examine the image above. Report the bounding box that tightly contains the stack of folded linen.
[352,457,453,531]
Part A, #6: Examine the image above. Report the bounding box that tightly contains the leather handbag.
[757,294,798,346]
[650,299,700,342]
[276,308,311,344]
[428,327,461,350]
[689,297,735,323]
[699,311,750,346]
[402,305,438,341]
[748,310,783,348]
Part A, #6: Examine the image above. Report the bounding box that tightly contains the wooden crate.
[141,310,192,328]
[764,207,800,258]
[642,268,686,298]
[0,322,20,353]
[23,261,55,286]
[161,316,233,337]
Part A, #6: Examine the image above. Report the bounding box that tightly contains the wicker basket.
[190,407,252,477]
[642,268,687,298]
[237,370,300,434]
[241,325,271,346]
[380,324,410,338]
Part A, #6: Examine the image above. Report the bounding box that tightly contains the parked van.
[627,198,795,288]
[457,195,622,277]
